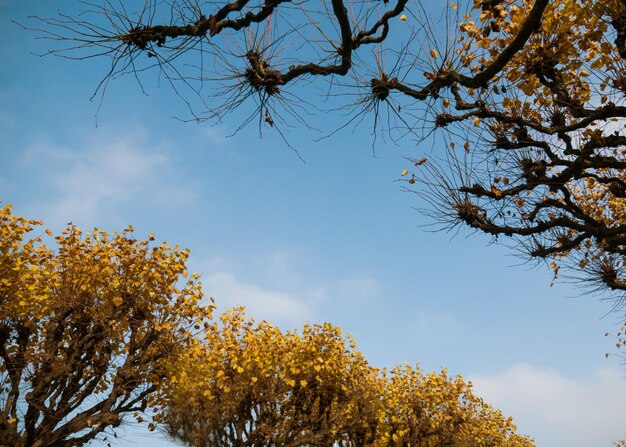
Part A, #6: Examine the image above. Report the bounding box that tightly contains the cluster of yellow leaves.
[544,167,626,278]
[160,307,534,447]
[455,0,624,118]
[381,365,531,447]
[574,172,626,229]
[0,205,50,321]
[159,308,381,446]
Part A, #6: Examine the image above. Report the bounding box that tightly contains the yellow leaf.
[401,169,409,176]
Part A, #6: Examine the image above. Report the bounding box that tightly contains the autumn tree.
[381,365,532,447]
[159,307,534,447]
[405,0,626,301]
[160,308,383,447]
[0,205,212,447]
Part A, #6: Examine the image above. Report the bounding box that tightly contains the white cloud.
[204,272,313,325]
[471,363,626,447]
[256,251,382,304]
[20,129,195,228]
[192,253,381,328]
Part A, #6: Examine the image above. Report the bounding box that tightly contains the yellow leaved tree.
[381,365,532,447]
[0,205,212,447]
[159,308,383,447]
[159,307,534,447]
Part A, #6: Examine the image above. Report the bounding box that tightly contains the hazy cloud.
[194,252,381,327]
[204,272,313,325]
[471,363,626,447]
[19,129,195,228]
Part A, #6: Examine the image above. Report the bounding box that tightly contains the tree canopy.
[159,308,534,447]
[0,204,212,447]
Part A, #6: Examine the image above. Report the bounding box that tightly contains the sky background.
[1,1,625,446]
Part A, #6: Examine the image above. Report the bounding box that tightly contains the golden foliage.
[160,308,381,447]
[381,365,532,447]
[160,308,534,447]
[0,204,212,447]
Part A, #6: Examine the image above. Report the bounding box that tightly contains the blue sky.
[2,1,625,446]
